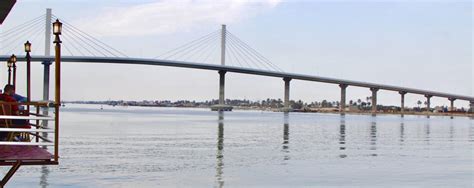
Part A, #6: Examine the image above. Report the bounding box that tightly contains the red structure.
[0,19,62,187]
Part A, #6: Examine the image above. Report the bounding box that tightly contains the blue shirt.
[13,94,26,102]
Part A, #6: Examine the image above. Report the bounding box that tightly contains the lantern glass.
[53,19,62,35]
[24,41,31,53]
[10,55,16,63]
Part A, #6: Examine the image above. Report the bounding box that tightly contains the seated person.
[12,89,27,111]
[0,85,29,141]
[0,85,19,115]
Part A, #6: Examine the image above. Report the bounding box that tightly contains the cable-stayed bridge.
[1,9,473,113]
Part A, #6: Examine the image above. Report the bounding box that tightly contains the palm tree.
[417,100,422,108]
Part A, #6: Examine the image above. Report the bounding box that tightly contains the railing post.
[52,19,62,162]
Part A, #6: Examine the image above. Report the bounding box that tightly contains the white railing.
[0,101,58,152]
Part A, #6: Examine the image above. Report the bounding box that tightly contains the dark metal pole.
[0,161,22,187]
[26,51,31,112]
[53,29,61,163]
[12,63,16,86]
[7,66,11,85]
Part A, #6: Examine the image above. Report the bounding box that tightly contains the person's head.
[3,85,15,95]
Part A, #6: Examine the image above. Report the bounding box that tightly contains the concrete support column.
[370,88,379,113]
[339,84,348,113]
[283,77,292,109]
[218,70,226,105]
[469,101,474,113]
[448,98,456,112]
[42,8,53,140]
[425,95,432,112]
[399,91,407,114]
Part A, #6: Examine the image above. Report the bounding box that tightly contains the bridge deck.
[2,55,473,102]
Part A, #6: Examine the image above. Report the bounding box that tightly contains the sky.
[0,0,472,108]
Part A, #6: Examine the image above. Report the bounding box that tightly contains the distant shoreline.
[67,103,474,118]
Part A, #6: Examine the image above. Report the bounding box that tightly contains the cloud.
[74,0,281,37]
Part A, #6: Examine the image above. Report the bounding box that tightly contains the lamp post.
[12,54,17,86]
[53,19,62,162]
[7,54,16,85]
[25,41,32,111]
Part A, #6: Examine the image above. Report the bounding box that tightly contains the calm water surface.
[3,104,473,187]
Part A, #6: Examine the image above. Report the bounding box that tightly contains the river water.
[2,104,473,187]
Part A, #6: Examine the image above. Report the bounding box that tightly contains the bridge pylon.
[42,8,53,139]
[211,25,232,111]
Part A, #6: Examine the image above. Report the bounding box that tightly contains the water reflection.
[282,112,290,162]
[370,119,377,156]
[215,111,224,188]
[339,116,347,158]
[399,122,405,145]
[469,121,474,142]
[40,122,50,188]
[449,120,454,142]
[39,166,49,188]
[424,119,431,144]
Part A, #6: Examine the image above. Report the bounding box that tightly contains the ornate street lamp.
[24,41,31,53]
[25,41,32,110]
[53,19,62,35]
[7,54,15,85]
[12,55,17,86]
[52,19,62,162]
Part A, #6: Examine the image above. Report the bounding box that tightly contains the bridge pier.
[399,91,407,114]
[448,98,456,112]
[469,101,474,113]
[339,84,347,113]
[283,77,292,112]
[448,98,456,119]
[425,95,432,112]
[211,70,232,111]
[370,88,378,114]
[219,70,226,105]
